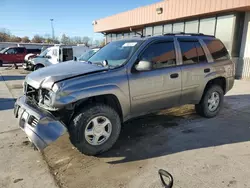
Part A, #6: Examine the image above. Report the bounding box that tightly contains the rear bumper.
[14,96,67,151]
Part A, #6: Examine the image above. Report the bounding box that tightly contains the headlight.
[39,89,55,106]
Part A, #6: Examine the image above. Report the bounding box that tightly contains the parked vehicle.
[0,47,40,66]
[77,48,100,62]
[14,33,235,156]
[24,45,89,70]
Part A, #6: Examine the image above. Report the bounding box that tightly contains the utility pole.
[50,19,55,41]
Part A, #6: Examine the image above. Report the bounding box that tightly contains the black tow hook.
[158,169,173,188]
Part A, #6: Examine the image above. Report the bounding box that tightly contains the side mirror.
[46,55,52,59]
[73,56,77,61]
[135,60,152,71]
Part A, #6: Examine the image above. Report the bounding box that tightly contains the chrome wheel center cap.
[94,127,103,134]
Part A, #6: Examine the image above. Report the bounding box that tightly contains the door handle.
[170,73,179,79]
[204,68,210,73]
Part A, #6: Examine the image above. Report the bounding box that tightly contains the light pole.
[50,19,55,41]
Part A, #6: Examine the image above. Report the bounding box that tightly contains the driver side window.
[140,41,176,69]
[6,48,16,54]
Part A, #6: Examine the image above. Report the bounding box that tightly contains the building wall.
[107,13,240,58]
[236,12,250,79]
[94,0,250,32]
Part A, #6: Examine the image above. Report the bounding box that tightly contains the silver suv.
[14,34,235,155]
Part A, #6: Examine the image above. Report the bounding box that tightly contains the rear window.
[203,39,230,61]
[179,41,207,65]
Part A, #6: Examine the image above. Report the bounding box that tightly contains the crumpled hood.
[25,61,108,90]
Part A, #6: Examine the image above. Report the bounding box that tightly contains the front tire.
[68,104,121,156]
[195,85,224,118]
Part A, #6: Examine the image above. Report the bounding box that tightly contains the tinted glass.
[199,17,216,35]
[89,40,142,67]
[111,34,116,41]
[16,48,25,53]
[6,48,16,54]
[179,41,198,64]
[123,33,129,39]
[140,42,176,69]
[145,27,153,36]
[106,34,111,43]
[173,22,184,33]
[79,49,98,61]
[185,20,199,33]
[153,25,163,36]
[204,39,230,61]
[130,32,136,38]
[164,24,172,34]
[215,15,235,54]
[195,42,207,62]
[117,34,123,40]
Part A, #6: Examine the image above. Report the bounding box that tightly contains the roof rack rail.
[163,32,214,37]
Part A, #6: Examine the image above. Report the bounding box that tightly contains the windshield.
[38,48,49,57]
[78,49,99,61]
[88,40,142,67]
[0,48,8,54]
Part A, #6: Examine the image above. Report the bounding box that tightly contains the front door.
[128,40,182,116]
[2,48,17,64]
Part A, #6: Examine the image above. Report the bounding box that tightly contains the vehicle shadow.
[99,94,250,164]
[0,98,16,111]
[0,75,26,81]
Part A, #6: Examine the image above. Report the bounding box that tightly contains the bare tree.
[21,36,30,43]
[61,34,71,44]
[31,35,44,43]
[9,36,22,42]
[0,28,11,42]
[82,36,91,47]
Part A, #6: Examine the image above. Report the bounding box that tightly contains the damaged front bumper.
[22,60,34,70]
[14,95,67,150]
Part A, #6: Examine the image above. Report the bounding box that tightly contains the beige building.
[93,0,250,79]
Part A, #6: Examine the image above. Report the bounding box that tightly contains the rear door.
[177,38,211,104]
[128,39,182,116]
[15,47,26,63]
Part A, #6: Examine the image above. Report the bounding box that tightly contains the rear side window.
[203,39,229,61]
[140,41,176,69]
[179,41,207,65]
[16,48,25,54]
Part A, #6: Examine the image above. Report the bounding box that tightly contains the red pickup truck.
[0,47,40,66]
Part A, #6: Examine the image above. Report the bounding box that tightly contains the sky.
[0,0,161,40]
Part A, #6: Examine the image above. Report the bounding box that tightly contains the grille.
[28,115,39,127]
[24,83,39,103]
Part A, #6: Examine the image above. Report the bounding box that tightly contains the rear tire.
[195,85,224,118]
[34,64,44,71]
[68,104,121,156]
[0,60,2,67]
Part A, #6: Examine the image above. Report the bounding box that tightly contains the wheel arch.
[199,76,226,104]
[73,94,124,122]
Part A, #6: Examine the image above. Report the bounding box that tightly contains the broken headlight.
[38,89,55,106]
